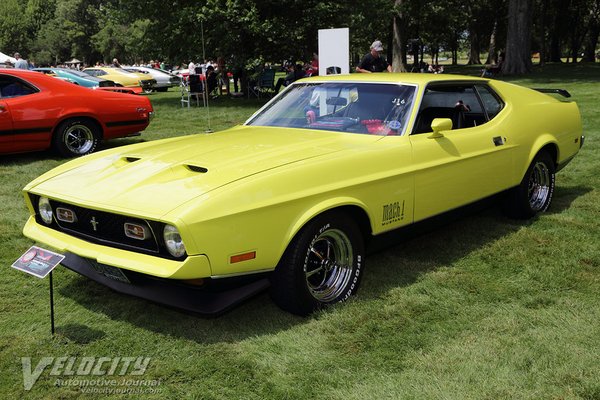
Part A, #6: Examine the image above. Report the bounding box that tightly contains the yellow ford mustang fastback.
[21,73,583,315]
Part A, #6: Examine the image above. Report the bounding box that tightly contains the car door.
[0,99,14,153]
[0,74,54,153]
[409,82,513,222]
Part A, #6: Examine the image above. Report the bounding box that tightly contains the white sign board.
[12,246,64,278]
[318,28,350,75]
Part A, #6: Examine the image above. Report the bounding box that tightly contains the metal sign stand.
[49,271,55,335]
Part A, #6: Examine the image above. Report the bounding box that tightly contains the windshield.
[63,69,92,77]
[247,82,416,136]
[114,68,138,76]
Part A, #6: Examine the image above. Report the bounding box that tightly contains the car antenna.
[201,20,213,133]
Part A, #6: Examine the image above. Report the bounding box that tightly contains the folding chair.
[248,69,276,98]
[181,74,206,107]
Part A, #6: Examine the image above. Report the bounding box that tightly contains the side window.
[475,85,504,119]
[413,85,482,134]
[412,84,497,134]
[0,75,38,98]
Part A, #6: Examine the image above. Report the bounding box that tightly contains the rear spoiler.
[532,88,571,98]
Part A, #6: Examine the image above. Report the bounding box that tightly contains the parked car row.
[33,66,181,93]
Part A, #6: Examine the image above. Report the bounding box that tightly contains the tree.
[0,0,30,54]
[391,0,408,72]
[582,1,600,61]
[503,0,533,74]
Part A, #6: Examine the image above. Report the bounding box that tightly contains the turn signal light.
[230,251,256,264]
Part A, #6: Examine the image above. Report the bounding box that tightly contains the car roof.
[298,73,489,85]
[1,68,84,90]
[0,68,45,78]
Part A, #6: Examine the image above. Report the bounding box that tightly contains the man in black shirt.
[356,40,392,73]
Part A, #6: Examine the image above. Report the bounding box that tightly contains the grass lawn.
[1,64,599,399]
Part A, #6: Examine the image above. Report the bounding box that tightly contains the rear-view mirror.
[326,97,347,106]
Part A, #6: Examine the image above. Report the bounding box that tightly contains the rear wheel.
[52,119,100,157]
[504,151,555,218]
[270,212,365,315]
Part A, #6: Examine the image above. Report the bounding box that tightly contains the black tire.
[504,151,555,219]
[52,119,100,157]
[270,211,365,316]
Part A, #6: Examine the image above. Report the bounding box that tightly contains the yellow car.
[83,67,156,94]
[21,74,583,315]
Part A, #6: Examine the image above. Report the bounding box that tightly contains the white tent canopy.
[0,51,18,63]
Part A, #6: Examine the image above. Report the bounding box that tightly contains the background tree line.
[0,0,598,75]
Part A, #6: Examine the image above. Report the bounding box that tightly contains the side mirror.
[429,118,453,138]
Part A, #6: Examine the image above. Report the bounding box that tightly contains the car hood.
[30,126,377,218]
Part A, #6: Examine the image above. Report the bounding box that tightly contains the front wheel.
[504,151,555,219]
[270,212,365,315]
[52,119,100,157]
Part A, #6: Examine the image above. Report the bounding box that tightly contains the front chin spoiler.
[61,252,270,316]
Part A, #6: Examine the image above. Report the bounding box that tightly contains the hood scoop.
[185,165,208,173]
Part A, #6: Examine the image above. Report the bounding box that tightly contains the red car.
[0,69,153,157]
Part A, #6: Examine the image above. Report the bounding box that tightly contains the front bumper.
[140,79,157,90]
[61,252,269,315]
[23,216,210,279]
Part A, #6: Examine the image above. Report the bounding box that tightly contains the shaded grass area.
[1,64,599,399]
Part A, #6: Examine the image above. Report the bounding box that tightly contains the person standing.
[309,52,319,76]
[356,40,392,73]
[14,53,28,69]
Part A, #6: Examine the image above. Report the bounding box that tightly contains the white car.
[123,66,181,92]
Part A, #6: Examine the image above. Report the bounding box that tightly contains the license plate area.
[87,259,130,284]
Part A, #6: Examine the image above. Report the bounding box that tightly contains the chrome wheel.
[304,228,354,302]
[64,123,95,155]
[528,161,551,211]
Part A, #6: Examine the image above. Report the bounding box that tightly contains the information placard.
[12,246,64,278]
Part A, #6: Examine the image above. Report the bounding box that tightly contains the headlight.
[163,224,186,258]
[38,197,53,225]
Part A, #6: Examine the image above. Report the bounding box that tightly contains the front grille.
[47,199,160,254]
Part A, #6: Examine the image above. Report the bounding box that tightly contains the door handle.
[493,136,505,146]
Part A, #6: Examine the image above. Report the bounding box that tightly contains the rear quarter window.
[0,75,39,98]
[475,85,504,119]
